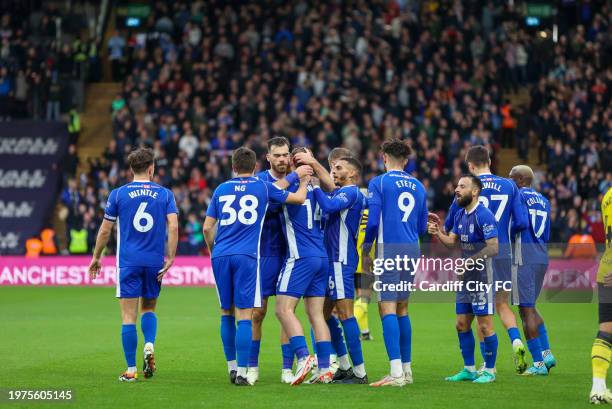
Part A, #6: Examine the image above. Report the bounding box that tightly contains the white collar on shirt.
[466,202,480,215]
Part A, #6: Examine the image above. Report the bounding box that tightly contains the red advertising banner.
[0,256,598,289]
[0,256,215,287]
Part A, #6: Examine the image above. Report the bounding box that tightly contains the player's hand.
[295,165,313,179]
[88,258,101,279]
[157,258,174,282]
[428,212,441,225]
[293,151,316,166]
[604,272,612,287]
[427,221,440,236]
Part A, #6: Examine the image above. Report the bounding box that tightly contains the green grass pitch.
[0,287,599,408]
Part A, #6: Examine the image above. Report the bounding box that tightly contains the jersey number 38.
[219,194,259,226]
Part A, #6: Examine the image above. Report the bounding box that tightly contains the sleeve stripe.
[104,214,116,221]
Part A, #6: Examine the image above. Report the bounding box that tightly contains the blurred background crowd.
[2,0,609,256]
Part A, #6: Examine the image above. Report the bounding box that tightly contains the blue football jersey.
[451,203,499,258]
[281,182,326,259]
[364,170,428,250]
[313,185,366,266]
[515,187,550,265]
[206,177,289,258]
[445,173,527,258]
[104,181,178,268]
[256,170,287,258]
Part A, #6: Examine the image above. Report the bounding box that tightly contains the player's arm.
[471,211,499,260]
[418,193,429,237]
[428,219,458,248]
[443,199,459,233]
[158,190,180,280]
[510,183,528,235]
[203,190,219,254]
[285,176,310,204]
[293,150,335,192]
[470,237,499,260]
[362,179,381,271]
[267,177,310,205]
[273,165,313,190]
[88,218,114,278]
[158,212,178,281]
[89,189,118,278]
[202,216,217,254]
[312,185,354,213]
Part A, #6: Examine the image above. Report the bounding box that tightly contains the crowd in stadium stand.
[60,0,610,255]
[0,1,99,120]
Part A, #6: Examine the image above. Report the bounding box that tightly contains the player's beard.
[271,162,288,175]
[456,192,473,208]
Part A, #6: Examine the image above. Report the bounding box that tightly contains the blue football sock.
[398,315,412,363]
[248,340,261,368]
[281,343,293,369]
[479,341,486,361]
[381,314,401,361]
[526,337,543,363]
[141,312,157,344]
[330,316,341,355]
[290,336,310,360]
[316,341,332,370]
[507,327,521,343]
[310,327,317,355]
[538,323,550,351]
[341,317,364,366]
[220,315,236,362]
[235,320,252,368]
[121,324,137,368]
[484,334,498,370]
[327,317,347,357]
[458,329,475,367]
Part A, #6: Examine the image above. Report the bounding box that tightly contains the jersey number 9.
[219,194,259,226]
[398,191,415,222]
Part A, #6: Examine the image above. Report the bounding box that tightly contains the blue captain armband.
[285,171,299,185]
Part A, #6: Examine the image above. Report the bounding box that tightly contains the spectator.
[108,30,126,82]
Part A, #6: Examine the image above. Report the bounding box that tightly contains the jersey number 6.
[133,202,154,233]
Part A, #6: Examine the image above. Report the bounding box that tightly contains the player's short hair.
[465,145,490,167]
[337,156,362,174]
[461,174,482,193]
[127,148,155,174]
[291,146,308,156]
[267,136,290,152]
[232,147,257,174]
[328,147,353,164]
[381,138,412,160]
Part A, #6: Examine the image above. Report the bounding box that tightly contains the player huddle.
[88,139,558,389]
[204,138,555,386]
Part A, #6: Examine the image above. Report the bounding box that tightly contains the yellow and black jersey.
[356,208,375,273]
[597,187,612,283]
